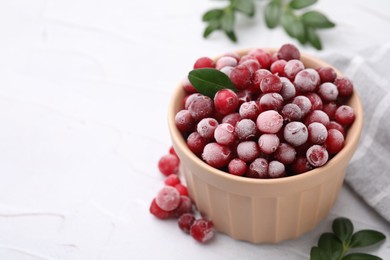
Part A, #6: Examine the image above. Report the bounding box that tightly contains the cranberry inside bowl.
[168,46,363,244]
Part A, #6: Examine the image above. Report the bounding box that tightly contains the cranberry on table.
[175,184,189,196]
[190,219,214,243]
[164,174,181,186]
[178,213,196,233]
[158,154,180,176]
[156,186,181,211]
[150,198,174,219]
[173,195,193,217]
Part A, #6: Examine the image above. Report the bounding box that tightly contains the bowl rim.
[168,48,364,185]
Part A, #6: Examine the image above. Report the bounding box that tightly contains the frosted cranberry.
[284,121,308,147]
[279,77,296,100]
[249,48,272,69]
[292,95,312,116]
[215,56,238,70]
[239,54,258,65]
[258,134,280,154]
[270,60,287,76]
[214,89,239,115]
[237,89,255,105]
[239,101,260,121]
[173,195,193,217]
[230,64,252,90]
[318,82,339,102]
[158,154,180,176]
[277,44,300,61]
[202,142,231,168]
[334,77,354,97]
[268,161,286,178]
[178,213,196,233]
[308,122,328,144]
[256,110,283,134]
[275,143,296,164]
[175,110,195,133]
[165,174,181,186]
[335,105,355,125]
[156,186,181,211]
[294,68,320,93]
[150,198,174,219]
[306,145,329,167]
[188,95,214,121]
[222,112,241,126]
[182,77,197,94]
[323,102,338,120]
[241,60,261,73]
[292,156,313,174]
[175,184,189,196]
[253,69,272,88]
[237,141,260,162]
[260,74,283,93]
[197,118,218,140]
[247,158,268,178]
[325,129,345,154]
[214,123,236,145]
[327,121,345,136]
[259,93,284,111]
[187,132,206,156]
[184,93,203,109]
[194,57,214,69]
[305,110,330,126]
[190,219,214,243]
[305,92,323,111]
[220,66,234,77]
[316,67,337,83]
[223,52,241,62]
[228,158,248,176]
[284,59,304,79]
[235,119,257,140]
[281,103,303,122]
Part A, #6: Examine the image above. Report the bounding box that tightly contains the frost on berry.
[175,184,189,196]
[150,198,174,219]
[316,67,337,83]
[292,156,313,174]
[292,95,312,116]
[214,89,239,115]
[214,123,236,145]
[222,112,241,126]
[175,109,195,133]
[239,101,260,121]
[173,195,193,218]
[327,121,345,136]
[252,69,272,88]
[236,141,260,162]
[305,92,323,111]
[158,154,180,176]
[156,186,181,211]
[335,105,355,125]
[197,118,219,140]
[228,158,248,176]
[202,142,231,168]
[259,93,284,111]
[277,44,300,61]
[241,60,261,74]
[334,77,354,97]
[220,66,234,77]
[235,119,257,140]
[268,161,286,178]
[281,103,303,122]
[187,132,206,156]
[258,134,280,154]
[325,129,345,154]
[182,77,197,94]
[164,174,181,186]
[322,102,338,120]
[308,122,328,144]
[284,59,304,79]
[188,95,214,121]
[215,56,238,70]
[184,93,203,110]
[246,158,268,178]
[248,48,272,69]
[306,145,329,167]
[260,74,282,93]
[230,64,252,90]
[274,143,296,165]
[178,213,196,233]
[190,219,214,243]
[256,110,283,134]
[294,68,320,93]
[270,60,287,76]
[279,77,296,100]
[284,121,308,147]
[318,82,339,102]
[305,110,330,127]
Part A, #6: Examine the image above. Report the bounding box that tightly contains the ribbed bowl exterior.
[168,49,363,243]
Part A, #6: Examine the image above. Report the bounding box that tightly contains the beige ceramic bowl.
[168,49,363,244]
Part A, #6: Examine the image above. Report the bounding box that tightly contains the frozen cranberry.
[241,60,261,74]
[156,186,181,211]
[270,60,287,76]
[230,64,252,90]
[175,110,195,133]
[202,142,231,168]
[281,103,303,122]
[169,146,178,157]
[294,68,320,93]
[235,119,257,140]
[275,143,296,164]
[184,93,203,109]
[306,145,328,167]
[215,56,238,70]
[182,77,197,94]
[268,161,286,178]
[246,158,268,178]
[188,95,214,121]
[335,105,355,125]
[249,48,272,69]
[150,198,174,219]
[284,121,308,147]
[239,101,260,121]
[158,154,180,176]
[318,82,339,102]
[223,52,241,62]
[197,118,218,140]
[279,77,296,100]
[228,158,248,176]
[334,77,354,97]
[214,89,239,115]
[239,54,258,65]
[214,123,236,145]
[187,132,206,156]
[308,122,328,144]
[165,174,181,186]
[237,141,260,162]
[194,57,214,69]
[305,110,330,126]
[323,102,338,120]
[222,112,241,126]
[305,92,323,111]
[277,44,300,61]
[256,110,283,134]
[292,95,312,116]
[220,66,234,77]
[190,219,214,243]
[237,89,255,105]
[316,67,337,83]
[253,69,272,88]
[284,59,304,79]
[259,93,284,111]
[325,129,345,154]
[173,195,193,218]
[260,74,283,93]
[178,213,196,233]
[327,121,345,136]
[175,184,189,196]
[291,156,313,174]
[258,134,280,154]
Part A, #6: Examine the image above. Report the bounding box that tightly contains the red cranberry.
[268,161,286,178]
[277,44,300,61]
[187,132,206,156]
[173,195,193,217]
[188,95,214,121]
[318,82,339,102]
[246,158,268,178]
[327,121,345,136]
[284,59,304,79]
[281,103,303,122]
[323,102,338,120]
[156,186,181,211]
[308,122,328,144]
[258,134,280,154]
[260,74,283,93]
[249,48,272,69]
[305,92,323,111]
[275,143,296,165]
[252,69,272,88]
[259,93,284,111]
[169,146,178,157]
[222,112,241,126]
[202,142,231,168]
[256,110,283,134]
[241,60,261,73]
[335,105,355,125]
[178,213,196,233]
[237,141,260,162]
[292,156,313,174]
[215,56,238,70]
[158,154,180,176]
[325,129,345,154]
[228,158,248,176]
[197,118,219,140]
[190,219,214,243]
[239,101,260,121]
[150,198,174,219]
[284,121,308,147]
[305,110,330,126]
[270,60,287,76]
[194,57,214,69]
[306,145,329,167]
[175,110,195,133]
[230,64,253,90]
[316,67,337,83]
[182,77,197,94]
[214,89,239,115]
[220,66,234,77]
[214,123,236,145]
[175,184,189,196]
[237,89,255,105]
[223,52,241,62]
[294,68,320,93]
[235,119,257,140]
[164,174,181,186]
[334,77,354,97]
[184,93,203,109]
[292,95,312,116]
[280,77,296,100]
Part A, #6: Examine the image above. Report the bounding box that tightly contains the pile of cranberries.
[176,44,355,178]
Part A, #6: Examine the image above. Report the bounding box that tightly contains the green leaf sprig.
[202,0,335,50]
[311,217,386,260]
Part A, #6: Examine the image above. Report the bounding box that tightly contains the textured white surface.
[0,0,389,259]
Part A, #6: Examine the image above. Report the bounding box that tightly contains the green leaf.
[289,0,318,9]
[225,30,237,42]
[281,10,306,43]
[307,26,322,50]
[318,233,343,260]
[202,9,223,22]
[203,20,221,38]
[342,253,382,260]
[350,230,386,248]
[265,0,282,29]
[302,11,335,28]
[221,11,235,32]
[188,68,236,98]
[310,247,330,260]
[332,217,354,245]
[232,0,255,17]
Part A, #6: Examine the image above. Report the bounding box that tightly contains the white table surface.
[0,0,389,259]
